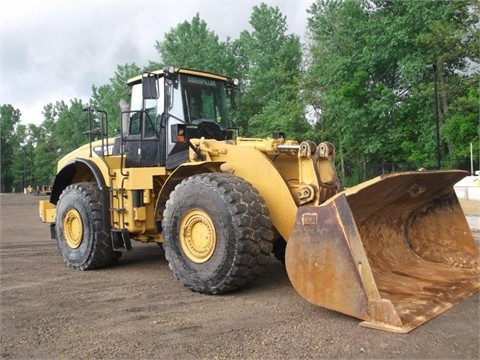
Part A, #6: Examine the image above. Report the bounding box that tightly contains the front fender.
[155,162,223,217]
[50,159,106,205]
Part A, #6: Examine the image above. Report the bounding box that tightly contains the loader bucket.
[285,170,479,333]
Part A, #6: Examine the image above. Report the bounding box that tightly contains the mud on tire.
[162,173,274,294]
[55,182,120,270]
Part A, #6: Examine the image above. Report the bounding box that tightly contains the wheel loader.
[39,66,479,333]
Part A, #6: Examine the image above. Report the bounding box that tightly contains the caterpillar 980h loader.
[39,66,479,333]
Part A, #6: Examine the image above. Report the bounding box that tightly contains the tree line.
[1,0,479,192]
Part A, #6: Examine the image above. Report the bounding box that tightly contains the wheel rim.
[179,209,216,263]
[63,208,83,249]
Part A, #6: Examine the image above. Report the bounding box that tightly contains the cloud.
[1,0,311,125]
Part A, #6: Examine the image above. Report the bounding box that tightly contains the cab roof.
[126,67,229,86]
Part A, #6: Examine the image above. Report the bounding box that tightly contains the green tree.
[305,0,372,176]
[441,76,480,165]
[8,104,60,191]
[305,0,479,183]
[152,13,235,75]
[90,63,141,135]
[53,99,90,157]
[9,123,29,192]
[383,0,479,167]
[233,3,311,139]
[30,105,58,187]
[1,104,21,192]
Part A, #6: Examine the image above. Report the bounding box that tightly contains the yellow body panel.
[188,138,339,240]
[57,139,121,189]
[217,147,298,239]
[45,138,167,239]
[111,167,166,190]
[39,200,56,223]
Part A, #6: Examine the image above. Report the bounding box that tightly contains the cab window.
[179,74,231,129]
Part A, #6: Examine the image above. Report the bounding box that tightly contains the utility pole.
[426,63,441,169]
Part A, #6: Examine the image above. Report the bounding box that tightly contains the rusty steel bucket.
[285,170,479,333]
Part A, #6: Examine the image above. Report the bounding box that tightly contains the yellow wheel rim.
[179,209,216,263]
[63,208,83,249]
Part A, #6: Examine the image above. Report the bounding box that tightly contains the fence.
[340,159,479,187]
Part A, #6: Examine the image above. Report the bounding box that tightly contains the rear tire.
[163,173,274,294]
[55,183,120,270]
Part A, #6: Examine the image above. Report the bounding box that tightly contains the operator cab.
[122,66,238,169]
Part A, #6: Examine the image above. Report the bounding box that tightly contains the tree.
[90,63,141,136]
[233,3,311,139]
[53,99,90,156]
[29,105,58,187]
[1,104,21,192]
[305,0,479,183]
[152,14,235,75]
[305,0,374,177]
[441,76,480,165]
[5,1,476,191]
[416,1,480,167]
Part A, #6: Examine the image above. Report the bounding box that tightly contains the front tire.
[163,173,274,294]
[273,237,287,264]
[55,183,120,270]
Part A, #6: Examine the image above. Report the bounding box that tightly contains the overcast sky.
[1,0,312,125]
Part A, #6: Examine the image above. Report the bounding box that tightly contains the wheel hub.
[179,209,216,263]
[63,208,83,249]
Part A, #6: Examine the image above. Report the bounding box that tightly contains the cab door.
[125,75,163,168]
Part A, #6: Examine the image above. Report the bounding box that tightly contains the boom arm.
[188,137,341,240]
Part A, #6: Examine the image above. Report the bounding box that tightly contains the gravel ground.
[0,194,479,360]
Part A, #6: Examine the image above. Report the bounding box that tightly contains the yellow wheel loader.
[39,66,479,333]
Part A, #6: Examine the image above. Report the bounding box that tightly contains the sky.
[1,0,312,125]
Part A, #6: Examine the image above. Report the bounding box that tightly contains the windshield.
[179,74,232,129]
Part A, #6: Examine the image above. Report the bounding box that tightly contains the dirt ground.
[1,194,479,360]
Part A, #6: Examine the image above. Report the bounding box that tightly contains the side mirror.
[142,74,159,99]
[226,78,239,110]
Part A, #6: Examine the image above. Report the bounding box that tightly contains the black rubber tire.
[162,173,274,294]
[55,183,120,270]
[198,121,223,140]
[273,237,286,264]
